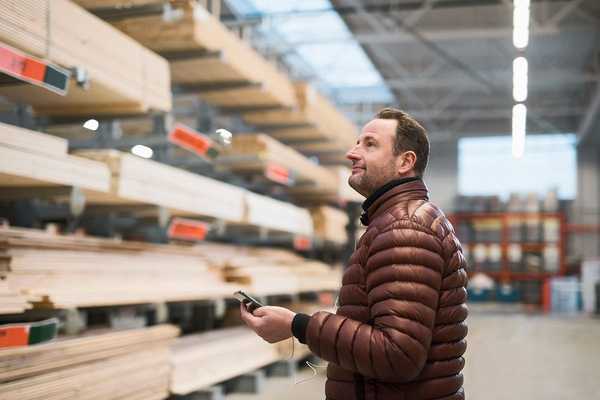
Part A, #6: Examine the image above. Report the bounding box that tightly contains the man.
[240,108,468,400]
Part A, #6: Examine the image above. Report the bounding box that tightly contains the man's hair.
[376,107,430,177]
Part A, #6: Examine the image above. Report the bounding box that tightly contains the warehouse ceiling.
[226,0,600,143]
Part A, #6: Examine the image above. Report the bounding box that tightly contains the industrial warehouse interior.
[0,1,599,399]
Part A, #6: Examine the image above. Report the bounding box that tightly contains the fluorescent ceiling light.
[83,119,99,131]
[513,56,528,102]
[512,104,527,159]
[131,144,153,159]
[513,0,530,49]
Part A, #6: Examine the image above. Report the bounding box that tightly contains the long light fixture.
[513,0,530,49]
[512,0,530,159]
[513,56,528,102]
[131,144,153,159]
[512,104,527,159]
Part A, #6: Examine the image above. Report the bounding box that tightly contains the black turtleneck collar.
[360,176,421,225]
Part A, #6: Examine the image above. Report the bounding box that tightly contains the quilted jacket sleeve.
[305,220,445,382]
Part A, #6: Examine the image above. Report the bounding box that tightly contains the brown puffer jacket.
[305,179,468,400]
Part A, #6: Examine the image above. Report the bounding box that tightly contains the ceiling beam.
[577,81,600,145]
[383,71,599,90]
[288,26,563,46]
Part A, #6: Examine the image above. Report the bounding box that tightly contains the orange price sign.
[167,218,209,242]
[293,235,312,251]
[168,124,217,158]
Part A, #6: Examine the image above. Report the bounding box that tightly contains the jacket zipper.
[354,373,365,400]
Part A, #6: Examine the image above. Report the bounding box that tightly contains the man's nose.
[346,146,360,162]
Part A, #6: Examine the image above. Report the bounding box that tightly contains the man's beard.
[348,167,394,198]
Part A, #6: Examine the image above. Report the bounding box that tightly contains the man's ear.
[397,151,417,175]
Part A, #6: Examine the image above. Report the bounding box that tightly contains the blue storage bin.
[467,287,493,302]
[495,283,521,303]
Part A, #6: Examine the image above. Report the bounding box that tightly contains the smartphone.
[233,290,264,313]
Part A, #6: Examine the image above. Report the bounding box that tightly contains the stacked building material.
[0,227,236,309]
[170,326,281,395]
[0,325,179,400]
[75,149,246,223]
[0,0,171,115]
[0,122,110,194]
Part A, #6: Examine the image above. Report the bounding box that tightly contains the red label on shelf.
[293,235,312,251]
[0,43,69,95]
[265,162,292,186]
[167,218,209,241]
[0,326,29,348]
[168,124,214,158]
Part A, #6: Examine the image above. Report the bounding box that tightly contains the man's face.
[346,118,402,197]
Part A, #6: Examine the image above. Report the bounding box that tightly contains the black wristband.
[291,313,310,344]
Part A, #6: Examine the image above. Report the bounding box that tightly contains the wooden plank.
[0,145,111,193]
[0,0,171,116]
[0,279,30,315]
[0,227,238,309]
[170,327,281,395]
[243,82,359,152]
[309,206,349,245]
[75,150,246,222]
[111,2,296,108]
[0,122,68,156]
[0,325,178,400]
[72,0,162,9]
[243,191,313,236]
[217,133,338,190]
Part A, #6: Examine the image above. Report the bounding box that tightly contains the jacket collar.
[360,177,429,226]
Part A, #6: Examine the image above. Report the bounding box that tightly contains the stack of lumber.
[249,248,342,292]
[110,2,296,109]
[0,122,110,194]
[291,166,364,203]
[0,0,171,116]
[0,324,179,400]
[73,0,163,8]
[243,191,313,236]
[222,254,301,296]
[0,279,30,315]
[0,226,236,309]
[218,247,340,294]
[310,206,349,245]
[74,149,246,222]
[217,133,338,191]
[243,82,358,154]
[170,326,281,395]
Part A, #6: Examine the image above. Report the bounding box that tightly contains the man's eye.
[366,142,375,147]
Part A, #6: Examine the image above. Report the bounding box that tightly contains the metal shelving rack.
[450,212,567,283]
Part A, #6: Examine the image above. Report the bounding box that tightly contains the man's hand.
[240,303,296,343]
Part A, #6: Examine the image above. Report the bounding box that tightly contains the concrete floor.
[225,305,600,400]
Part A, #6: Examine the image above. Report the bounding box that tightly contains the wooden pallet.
[0,324,178,400]
[0,0,171,116]
[170,326,281,395]
[0,122,111,193]
[0,227,237,309]
[111,2,296,109]
[74,149,246,222]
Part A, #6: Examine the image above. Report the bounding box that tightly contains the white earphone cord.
[287,337,328,385]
